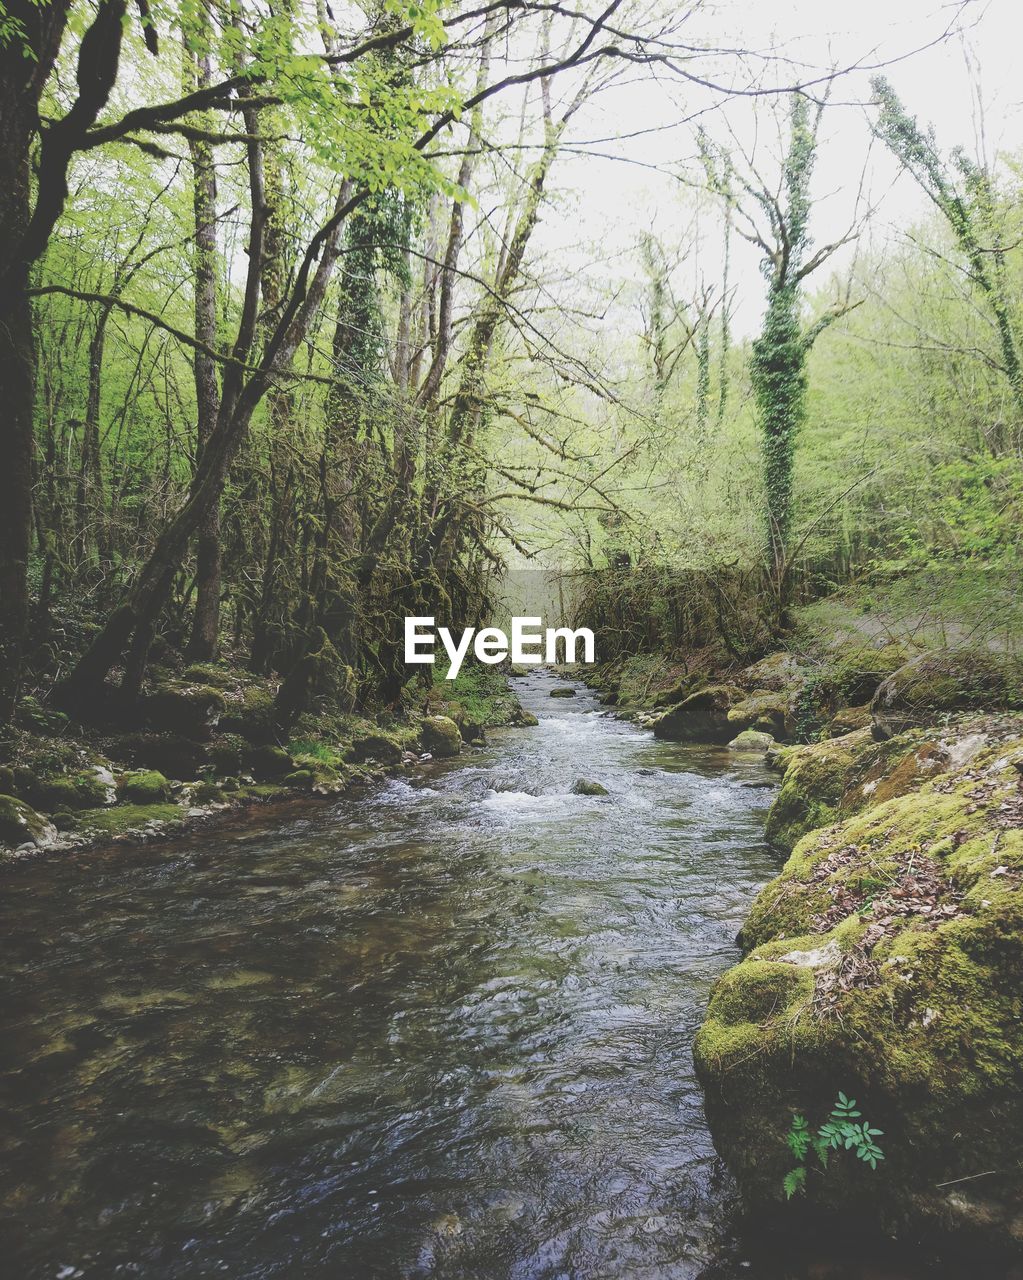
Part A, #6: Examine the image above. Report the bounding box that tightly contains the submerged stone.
[571,778,609,796]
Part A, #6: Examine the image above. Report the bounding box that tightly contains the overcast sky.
[533,0,1023,337]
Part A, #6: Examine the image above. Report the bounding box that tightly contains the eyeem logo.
[404,616,596,680]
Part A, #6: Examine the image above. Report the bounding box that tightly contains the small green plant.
[783,1092,884,1199]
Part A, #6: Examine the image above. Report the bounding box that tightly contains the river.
[0,672,941,1278]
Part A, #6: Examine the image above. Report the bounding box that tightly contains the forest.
[1,0,1022,1276]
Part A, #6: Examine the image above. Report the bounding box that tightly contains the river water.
[0,673,941,1279]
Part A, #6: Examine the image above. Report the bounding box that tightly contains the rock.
[110,732,206,781]
[219,686,277,745]
[764,730,874,852]
[871,650,1023,739]
[0,795,56,849]
[206,736,244,775]
[727,690,789,739]
[181,663,237,689]
[190,781,227,804]
[244,744,293,780]
[421,715,461,759]
[828,704,872,736]
[728,730,775,752]
[694,736,1023,1252]
[36,769,112,811]
[508,664,531,678]
[737,652,805,693]
[653,677,701,708]
[511,709,539,727]
[549,687,576,698]
[143,681,227,740]
[652,685,736,743]
[346,733,403,766]
[572,778,608,796]
[119,770,172,804]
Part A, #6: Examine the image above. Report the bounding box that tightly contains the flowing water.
[0,673,946,1279]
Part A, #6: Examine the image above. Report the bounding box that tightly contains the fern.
[783,1092,884,1196]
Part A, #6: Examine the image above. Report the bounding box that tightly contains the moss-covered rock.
[345,732,403,765]
[244,744,293,780]
[15,695,70,735]
[72,802,183,839]
[695,737,1023,1252]
[828,704,872,736]
[727,690,790,739]
[728,730,775,752]
[872,649,1023,740]
[0,795,57,849]
[652,685,736,743]
[220,685,277,745]
[511,708,539,727]
[143,681,227,740]
[119,770,172,804]
[572,778,609,796]
[182,663,237,690]
[109,731,206,782]
[421,715,461,758]
[764,730,874,853]
[549,686,576,699]
[737,652,806,694]
[189,781,227,805]
[36,767,114,811]
[206,735,245,776]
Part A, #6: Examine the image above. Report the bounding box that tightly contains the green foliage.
[784,1092,885,1198]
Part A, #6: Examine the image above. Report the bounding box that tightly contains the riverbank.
[588,630,1023,1266]
[0,662,537,860]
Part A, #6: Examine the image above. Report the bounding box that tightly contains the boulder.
[244,744,293,780]
[206,735,245,776]
[346,733,403,766]
[36,767,114,811]
[508,664,531,678]
[694,736,1023,1252]
[652,685,736,743]
[549,687,576,699]
[871,650,1023,739]
[421,715,461,758]
[110,732,206,781]
[737,652,805,693]
[572,778,609,796]
[0,795,57,849]
[511,709,539,727]
[119,770,172,804]
[728,730,775,753]
[828,704,872,736]
[143,681,226,740]
[727,690,789,739]
[219,686,277,745]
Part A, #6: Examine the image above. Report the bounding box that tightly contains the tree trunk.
[185,26,223,660]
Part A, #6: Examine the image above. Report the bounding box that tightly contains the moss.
[182,663,237,689]
[345,732,403,765]
[206,735,245,775]
[764,729,873,852]
[421,715,461,758]
[37,771,111,811]
[699,737,1023,1238]
[727,690,789,738]
[549,687,576,699]
[244,744,293,780]
[571,778,609,796]
[872,649,1023,739]
[190,781,227,805]
[512,709,539,727]
[0,794,56,848]
[119,769,172,804]
[652,684,737,743]
[71,803,182,838]
[728,729,775,752]
[220,686,277,744]
[143,682,227,739]
[828,704,872,735]
[432,664,522,727]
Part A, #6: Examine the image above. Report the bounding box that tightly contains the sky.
[532,0,1023,337]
